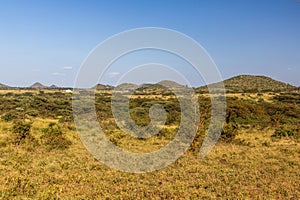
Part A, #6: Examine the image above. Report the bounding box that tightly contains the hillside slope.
[0,83,10,89]
[198,75,296,93]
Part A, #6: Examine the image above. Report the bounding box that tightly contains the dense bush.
[0,93,73,120]
[11,120,34,144]
[221,122,239,141]
[271,126,300,139]
[0,89,299,146]
[41,122,72,150]
[2,111,19,122]
[130,107,150,126]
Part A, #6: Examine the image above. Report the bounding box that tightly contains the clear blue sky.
[0,0,299,87]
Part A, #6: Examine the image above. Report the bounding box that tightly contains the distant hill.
[115,83,138,89]
[49,84,58,89]
[157,80,185,88]
[0,83,10,89]
[197,75,296,93]
[138,83,164,90]
[93,84,114,90]
[29,82,47,89]
[3,75,296,92]
[136,80,185,91]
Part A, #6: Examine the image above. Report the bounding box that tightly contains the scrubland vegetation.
[0,84,299,199]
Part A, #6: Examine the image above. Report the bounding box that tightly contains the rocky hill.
[29,82,48,89]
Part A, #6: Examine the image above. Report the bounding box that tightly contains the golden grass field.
[0,117,299,199]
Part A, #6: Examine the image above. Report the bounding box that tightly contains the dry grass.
[199,93,277,103]
[0,120,299,199]
[0,89,68,95]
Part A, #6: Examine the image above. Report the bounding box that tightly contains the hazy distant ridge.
[0,83,10,89]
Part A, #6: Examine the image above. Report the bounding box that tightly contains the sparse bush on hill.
[273,93,300,104]
[197,75,296,93]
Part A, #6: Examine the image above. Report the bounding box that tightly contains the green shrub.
[129,107,150,126]
[221,122,239,141]
[271,126,299,139]
[58,115,74,123]
[12,120,34,144]
[2,112,19,122]
[41,122,72,150]
[257,98,264,102]
[25,109,39,117]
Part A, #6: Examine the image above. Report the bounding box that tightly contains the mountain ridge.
[1,75,298,91]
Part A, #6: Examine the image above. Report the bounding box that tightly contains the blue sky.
[0,0,299,87]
